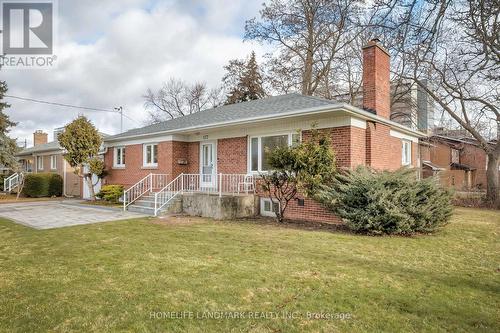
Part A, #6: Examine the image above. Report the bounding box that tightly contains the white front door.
[200,141,216,187]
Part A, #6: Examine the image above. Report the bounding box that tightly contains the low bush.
[23,174,51,197]
[48,174,63,197]
[0,174,5,191]
[317,167,453,235]
[23,173,63,198]
[96,185,124,203]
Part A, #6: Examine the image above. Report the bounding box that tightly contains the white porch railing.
[153,173,255,216]
[123,173,168,210]
[3,173,22,193]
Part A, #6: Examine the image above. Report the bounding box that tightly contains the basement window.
[260,198,279,217]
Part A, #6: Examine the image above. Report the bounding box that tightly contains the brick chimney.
[362,38,390,119]
[33,130,48,146]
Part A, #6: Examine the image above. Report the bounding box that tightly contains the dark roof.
[450,162,476,171]
[16,141,61,156]
[17,132,109,156]
[422,161,446,171]
[106,94,337,141]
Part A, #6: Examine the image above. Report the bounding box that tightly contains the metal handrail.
[154,173,184,216]
[153,173,255,216]
[123,173,168,210]
[3,173,20,193]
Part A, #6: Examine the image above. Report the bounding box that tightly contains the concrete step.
[128,196,182,215]
[127,205,155,215]
[133,200,155,208]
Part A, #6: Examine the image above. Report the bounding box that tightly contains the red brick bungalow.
[102,39,425,221]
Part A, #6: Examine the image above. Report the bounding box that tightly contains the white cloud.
[2,0,264,145]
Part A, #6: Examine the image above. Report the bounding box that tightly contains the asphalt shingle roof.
[16,141,61,156]
[106,93,338,141]
[17,133,109,156]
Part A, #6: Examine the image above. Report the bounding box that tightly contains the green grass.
[0,208,498,332]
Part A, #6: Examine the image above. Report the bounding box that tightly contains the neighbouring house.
[15,129,108,198]
[16,130,82,197]
[421,135,493,190]
[102,39,426,221]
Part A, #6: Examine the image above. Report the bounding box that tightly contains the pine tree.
[225,52,266,105]
[0,79,19,171]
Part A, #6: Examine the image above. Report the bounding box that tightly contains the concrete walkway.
[0,200,148,229]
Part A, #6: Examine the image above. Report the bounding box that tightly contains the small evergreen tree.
[260,126,336,222]
[0,79,19,172]
[58,116,103,200]
[225,51,266,104]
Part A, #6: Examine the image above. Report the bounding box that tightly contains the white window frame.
[113,147,126,168]
[248,132,301,173]
[36,156,44,171]
[402,140,412,166]
[143,143,158,167]
[50,155,57,170]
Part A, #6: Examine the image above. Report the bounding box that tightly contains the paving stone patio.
[0,201,147,229]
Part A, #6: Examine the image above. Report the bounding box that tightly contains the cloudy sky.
[2,0,265,145]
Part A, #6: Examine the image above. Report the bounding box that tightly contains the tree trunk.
[486,152,499,209]
[85,174,96,201]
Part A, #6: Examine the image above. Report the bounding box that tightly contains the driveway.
[0,201,148,229]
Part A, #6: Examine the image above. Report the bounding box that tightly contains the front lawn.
[0,208,498,332]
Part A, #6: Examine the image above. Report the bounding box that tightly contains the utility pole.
[114,106,123,133]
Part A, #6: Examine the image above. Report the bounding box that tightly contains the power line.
[4,94,118,113]
[4,94,143,128]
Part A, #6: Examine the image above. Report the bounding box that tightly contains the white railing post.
[123,192,126,211]
[181,173,184,194]
[219,173,222,197]
[154,192,158,216]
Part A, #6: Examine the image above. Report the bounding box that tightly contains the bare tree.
[144,78,224,124]
[245,0,366,96]
[378,0,500,207]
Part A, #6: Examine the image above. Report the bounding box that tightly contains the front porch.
[123,173,259,219]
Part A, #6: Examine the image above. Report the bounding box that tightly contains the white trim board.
[390,129,419,143]
[104,103,426,143]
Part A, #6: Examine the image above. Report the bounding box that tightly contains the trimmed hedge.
[23,173,63,198]
[48,174,63,196]
[317,167,453,235]
[0,174,5,191]
[96,185,124,203]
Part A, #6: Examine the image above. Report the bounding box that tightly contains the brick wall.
[303,126,367,169]
[187,142,200,174]
[365,122,413,170]
[362,40,391,119]
[425,139,489,190]
[105,143,169,187]
[217,137,247,174]
[460,144,488,188]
